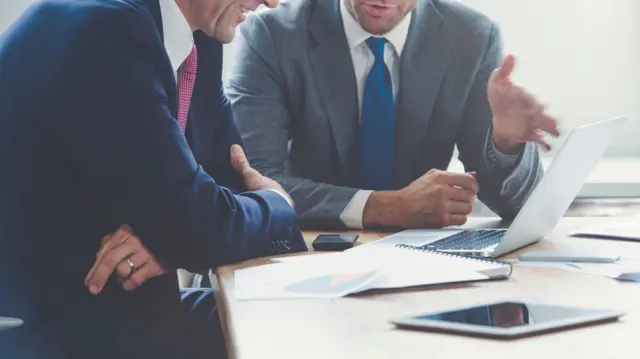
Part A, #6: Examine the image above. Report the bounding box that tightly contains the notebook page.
[271,246,490,291]
[234,259,380,300]
[275,245,506,273]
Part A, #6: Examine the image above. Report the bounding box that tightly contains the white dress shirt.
[338,3,411,229]
[159,0,293,207]
[159,0,194,76]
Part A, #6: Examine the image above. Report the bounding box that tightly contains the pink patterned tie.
[177,44,198,133]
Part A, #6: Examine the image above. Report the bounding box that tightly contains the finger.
[535,138,552,151]
[99,235,110,256]
[497,54,516,79]
[447,214,468,226]
[443,173,479,193]
[115,250,149,281]
[447,200,473,215]
[88,228,133,283]
[532,112,560,137]
[122,261,165,292]
[230,144,250,174]
[85,239,138,295]
[100,225,134,251]
[87,237,136,293]
[448,187,476,203]
[528,131,552,151]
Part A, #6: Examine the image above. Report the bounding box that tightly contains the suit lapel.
[308,0,359,178]
[394,0,452,186]
[146,0,179,119]
[145,0,163,40]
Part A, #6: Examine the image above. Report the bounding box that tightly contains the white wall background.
[0,0,31,32]
[461,0,640,156]
[3,0,639,156]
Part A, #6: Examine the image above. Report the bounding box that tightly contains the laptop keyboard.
[419,230,506,251]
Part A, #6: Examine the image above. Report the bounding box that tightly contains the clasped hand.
[84,144,289,294]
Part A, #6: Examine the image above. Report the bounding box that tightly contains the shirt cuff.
[267,189,293,208]
[485,130,522,174]
[339,190,373,229]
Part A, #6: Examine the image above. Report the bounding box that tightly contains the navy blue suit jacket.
[0,0,306,358]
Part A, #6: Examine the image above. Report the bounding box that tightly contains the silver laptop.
[369,116,627,258]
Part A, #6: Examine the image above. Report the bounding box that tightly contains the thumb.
[496,54,516,79]
[230,144,250,174]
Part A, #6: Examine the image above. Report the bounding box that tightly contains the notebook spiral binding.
[393,244,513,276]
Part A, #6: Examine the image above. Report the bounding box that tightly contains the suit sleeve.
[456,24,543,220]
[225,16,359,230]
[50,7,305,272]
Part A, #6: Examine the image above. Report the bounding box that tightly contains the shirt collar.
[159,0,194,73]
[339,1,412,56]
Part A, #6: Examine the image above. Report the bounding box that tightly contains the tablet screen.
[414,302,536,328]
[396,302,624,337]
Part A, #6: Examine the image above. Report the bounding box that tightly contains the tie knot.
[365,37,386,60]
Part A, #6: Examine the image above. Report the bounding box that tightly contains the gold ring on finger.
[126,258,135,277]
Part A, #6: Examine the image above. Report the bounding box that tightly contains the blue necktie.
[357,37,395,190]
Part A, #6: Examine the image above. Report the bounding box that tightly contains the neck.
[174,0,198,31]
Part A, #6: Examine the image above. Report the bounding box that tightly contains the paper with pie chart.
[283,272,379,296]
[234,260,381,300]
[233,245,504,300]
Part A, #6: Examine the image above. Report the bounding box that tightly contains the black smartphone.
[312,234,359,251]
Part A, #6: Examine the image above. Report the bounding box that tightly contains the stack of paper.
[234,246,507,300]
[570,258,640,281]
[510,257,640,282]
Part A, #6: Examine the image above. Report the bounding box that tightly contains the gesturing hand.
[488,55,560,152]
[230,144,294,206]
[85,225,167,294]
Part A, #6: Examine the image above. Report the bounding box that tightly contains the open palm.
[488,55,560,151]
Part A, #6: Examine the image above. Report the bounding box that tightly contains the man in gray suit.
[226,0,560,230]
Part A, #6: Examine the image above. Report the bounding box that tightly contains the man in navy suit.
[0,0,305,358]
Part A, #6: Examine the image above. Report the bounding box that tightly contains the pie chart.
[284,271,377,295]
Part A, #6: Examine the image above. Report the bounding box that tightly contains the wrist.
[491,127,521,155]
[362,190,404,229]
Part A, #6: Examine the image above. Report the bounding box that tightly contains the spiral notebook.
[252,244,512,299]
[389,244,513,279]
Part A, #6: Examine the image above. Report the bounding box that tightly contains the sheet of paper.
[276,246,496,273]
[506,259,582,272]
[270,253,342,264]
[234,260,380,300]
[570,258,640,278]
[266,246,489,294]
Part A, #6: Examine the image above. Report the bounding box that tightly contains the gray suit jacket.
[226,0,543,229]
